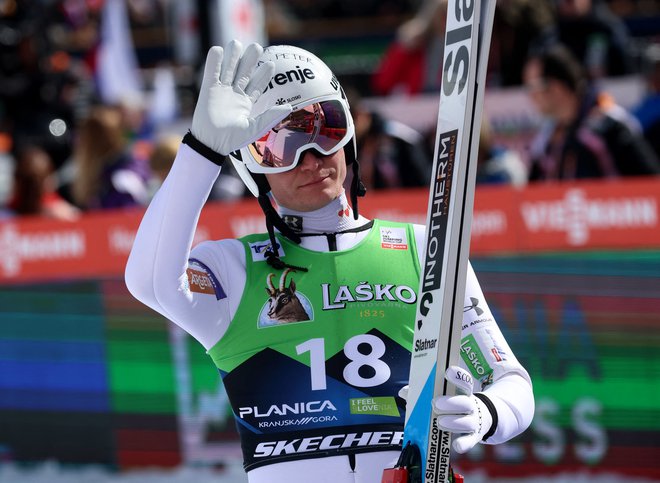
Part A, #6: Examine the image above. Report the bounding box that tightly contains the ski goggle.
[244,99,353,174]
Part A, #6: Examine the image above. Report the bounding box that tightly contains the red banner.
[1,177,659,284]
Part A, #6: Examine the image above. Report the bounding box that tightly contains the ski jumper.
[125,145,535,483]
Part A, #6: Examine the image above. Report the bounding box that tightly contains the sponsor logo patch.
[460,334,493,380]
[187,258,226,300]
[249,240,285,262]
[322,281,417,310]
[414,338,437,352]
[282,215,303,232]
[253,431,403,459]
[187,268,215,295]
[464,297,484,316]
[485,328,509,362]
[264,66,316,92]
[380,227,408,250]
[349,397,400,417]
[239,400,336,419]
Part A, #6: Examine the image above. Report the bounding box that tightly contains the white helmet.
[228,44,360,198]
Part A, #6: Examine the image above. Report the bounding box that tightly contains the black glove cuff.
[474,392,498,442]
[182,131,227,167]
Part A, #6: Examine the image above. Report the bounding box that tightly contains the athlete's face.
[266,148,347,212]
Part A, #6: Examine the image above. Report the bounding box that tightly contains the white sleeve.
[412,224,534,444]
[125,144,243,350]
[461,263,535,444]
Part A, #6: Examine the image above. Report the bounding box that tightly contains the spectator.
[477,117,528,186]
[8,144,80,221]
[0,7,86,171]
[346,87,432,190]
[632,43,660,158]
[549,0,637,80]
[147,134,179,199]
[489,0,555,86]
[0,133,14,211]
[210,160,254,201]
[372,0,555,92]
[70,105,150,210]
[523,44,660,181]
[371,0,447,95]
[148,134,179,185]
[263,0,301,39]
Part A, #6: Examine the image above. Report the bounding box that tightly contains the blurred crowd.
[0,0,659,221]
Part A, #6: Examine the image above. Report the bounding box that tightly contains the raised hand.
[191,40,292,156]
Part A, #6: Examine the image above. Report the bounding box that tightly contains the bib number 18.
[296,335,392,391]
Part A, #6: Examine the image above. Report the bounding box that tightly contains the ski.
[382,1,496,482]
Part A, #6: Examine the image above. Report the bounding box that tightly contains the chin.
[303,193,338,211]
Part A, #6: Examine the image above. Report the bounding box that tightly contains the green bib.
[208,220,420,470]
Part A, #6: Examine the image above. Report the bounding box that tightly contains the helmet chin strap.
[350,158,367,220]
[257,193,308,272]
[257,194,301,244]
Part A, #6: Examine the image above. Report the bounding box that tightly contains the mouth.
[299,174,331,188]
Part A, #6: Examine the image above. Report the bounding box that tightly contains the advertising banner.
[2,178,659,284]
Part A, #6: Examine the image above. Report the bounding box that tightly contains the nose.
[298,149,323,171]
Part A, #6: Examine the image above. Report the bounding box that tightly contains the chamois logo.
[259,268,313,326]
[463,297,484,316]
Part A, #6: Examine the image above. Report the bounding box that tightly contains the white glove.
[433,365,493,454]
[191,40,292,155]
